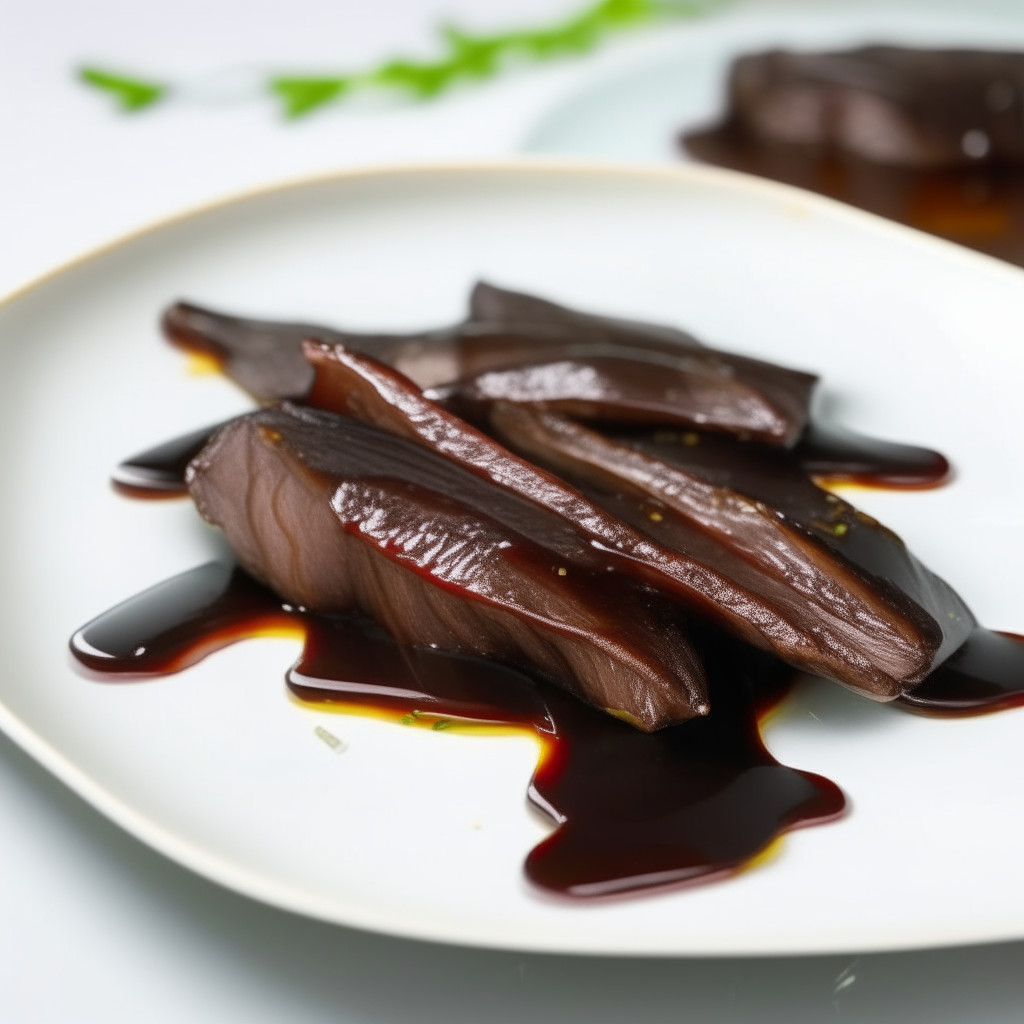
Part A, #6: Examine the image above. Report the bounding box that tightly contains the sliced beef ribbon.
[424,356,797,441]
[161,302,455,403]
[152,290,945,492]
[686,47,1024,170]
[490,409,975,691]
[162,282,817,444]
[303,341,962,698]
[596,423,972,671]
[459,282,818,445]
[186,403,707,731]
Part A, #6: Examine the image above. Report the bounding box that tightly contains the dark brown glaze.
[164,285,818,445]
[109,417,949,500]
[683,48,1024,266]
[69,562,846,898]
[522,628,844,897]
[303,342,962,700]
[111,422,229,499]
[694,48,1024,170]
[187,404,706,730]
[488,405,970,699]
[425,354,802,444]
[603,423,971,669]
[898,629,1024,716]
[796,421,949,489]
[70,561,295,676]
[460,283,818,446]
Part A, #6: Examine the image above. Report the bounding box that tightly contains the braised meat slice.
[161,302,464,403]
[303,341,952,698]
[186,404,707,731]
[163,283,817,444]
[469,281,708,350]
[490,407,974,696]
[687,47,1024,169]
[424,356,803,441]
[462,283,818,445]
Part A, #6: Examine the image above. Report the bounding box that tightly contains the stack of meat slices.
[172,283,971,731]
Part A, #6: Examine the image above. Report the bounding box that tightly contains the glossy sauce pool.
[683,128,1024,268]
[111,417,952,501]
[70,555,1024,897]
[71,561,847,898]
[78,409,1024,898]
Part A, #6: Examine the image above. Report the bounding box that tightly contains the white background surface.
[5,1,1024,1020]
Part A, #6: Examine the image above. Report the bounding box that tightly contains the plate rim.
[4,158,1024,957]
[5,157,1024,315]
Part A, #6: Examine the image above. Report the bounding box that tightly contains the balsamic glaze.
[897,629,1024,716]
[796,422,950,489]
[87,320,1018,898]
[70,562,294,675]
[111,418,949,500]
[111,423,227,499]
[72,557,1024,896]
[70,561,845,897]
[683,130,1024,268]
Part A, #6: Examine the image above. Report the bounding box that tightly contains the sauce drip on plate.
[111,423,229,499]
[684,133,1024,269]
[111,417,950,501]
[71,559,1024,895]
[71,561,847,897]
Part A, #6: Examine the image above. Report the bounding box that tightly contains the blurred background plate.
[523,1,1024,163]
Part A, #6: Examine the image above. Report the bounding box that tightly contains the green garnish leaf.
[432,719,452,731]
[79,0,725,119]
[270,77,351,118]
[364,0,671,104]
[370,58,464,99]
[79,67,166,111]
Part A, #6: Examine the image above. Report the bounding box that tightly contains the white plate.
[523,2,1024,163]
[2,162,1024,956]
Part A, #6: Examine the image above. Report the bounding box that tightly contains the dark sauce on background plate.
[684,130,1024,268]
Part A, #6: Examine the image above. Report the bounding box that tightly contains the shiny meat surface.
[463,283,818,445]
[486,405,972,698]
[703,47,1024,168]
[304,341,954,698]
[186,404,707,730]
[163,283,817,444]
[427,355,804,443]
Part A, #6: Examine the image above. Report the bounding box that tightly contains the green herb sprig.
[79,0,720,119]
[79,67,166,111]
